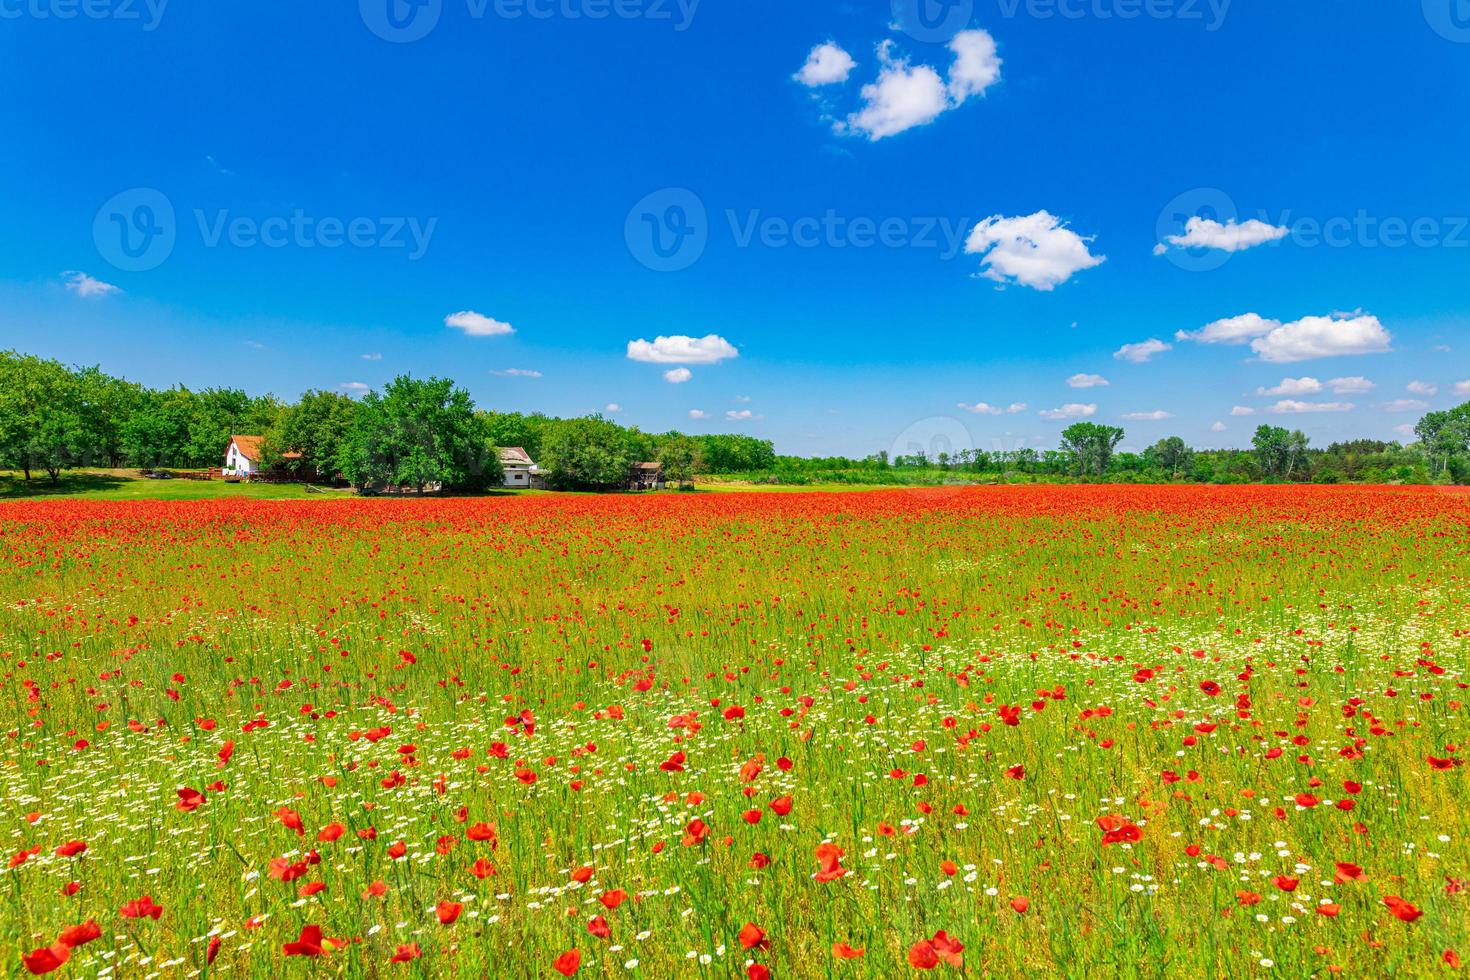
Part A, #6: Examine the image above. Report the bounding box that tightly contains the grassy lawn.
[0,470,344,502]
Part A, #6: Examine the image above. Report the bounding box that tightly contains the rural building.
[224,435,302,480]
[628,461,665,491]
[498,447,541,488]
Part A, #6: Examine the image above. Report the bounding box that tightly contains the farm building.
[628,461,665,491]
[224,435,301,480]
[498,447,542,488]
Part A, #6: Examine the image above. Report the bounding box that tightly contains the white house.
[498,447,540,488]
[224,435,266,477]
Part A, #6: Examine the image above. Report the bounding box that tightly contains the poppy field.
[2,486,1467,978]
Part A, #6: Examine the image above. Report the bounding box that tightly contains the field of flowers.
[2,486,1467,978]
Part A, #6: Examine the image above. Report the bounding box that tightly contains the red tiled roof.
[229,435,265,462]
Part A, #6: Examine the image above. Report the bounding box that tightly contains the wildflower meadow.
[3,486,1466,977]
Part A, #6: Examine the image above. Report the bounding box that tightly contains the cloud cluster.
[957,401,1027,415]
[1114,338,1171,364]
[965,211,1105,291]
[1176,311,1391,363]
[794,42,855,86]
[1039,403,1097,421]
[626,334,738,364]
[1066,374,1109,389]
[62,270,121,298]
[445,310,514,336]
[1154,217,1288,255]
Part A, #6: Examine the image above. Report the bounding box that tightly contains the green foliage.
[657,435,700,487]
[336,376,499,492]
[539,416,632,490]
[1059,422,1126,476]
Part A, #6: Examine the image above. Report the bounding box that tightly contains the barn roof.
[230,435,265,462]
[499,446,535,466]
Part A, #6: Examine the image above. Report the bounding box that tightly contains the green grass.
[0,471,338,502]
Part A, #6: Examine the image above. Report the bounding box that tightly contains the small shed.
[628,461,665,491]
[498,447,541,488]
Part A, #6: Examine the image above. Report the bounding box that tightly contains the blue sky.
[2,0,1468,457]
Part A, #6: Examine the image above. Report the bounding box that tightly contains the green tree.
[1253,425,1310,480]
[268,389,357,479]
[0,352,96,482]
[337,376,497,492]
[1059,422,1125,477]
[1146,436,1194,479]
[539,416,632,490]
[1415,406,1470,476]
[657,435,700,489]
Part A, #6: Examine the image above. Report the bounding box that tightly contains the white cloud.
[688,409,709,420]
[1067,373,1109,389]
[844,31,1000,140]
[1178,311,1393,363]
[1114,338,1171,364]
[958,401,1028,415]
[1250,313,1392,363]
[1230,406,1256,416]
[1121,410,1174,421]
[1393,422,1417,437]
[445,310,514,336]
[1406,380,1438,396]
[62,270,120,298]
[726,409,762,421]
[795,42,855,86]
[1256,377,1322,397]
[604,403,622,414]
[1266,400,1355,414]
[1210,421,1227,432]
[1175,312,1279,345]
[663,367,693,384]
[1153,216,1288,255]
[965,211,1105,291]
[1455,380,1470,397]
[946,29,1002,101]
[627,334,738,364]
[339,382,371,395]
[491,368,542,378]
[1383,399,1429,413]
[361,352,382,361]
[1039,403,1097,421]
[1328,376,1375,395]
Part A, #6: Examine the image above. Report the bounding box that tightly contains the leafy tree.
[268,390,356,479]
[1253,425,1310,480]
[480,411,553,460]
[657,435,700,488]
[1059,422,1125,477]
[1146,436,1194,479]
[1415,406,1470,476]
[337,376,498,492]
[0,351,95,481]
[539,416,632,490]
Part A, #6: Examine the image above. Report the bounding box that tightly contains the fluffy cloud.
[1177,312,1392,363]
[626,334,738,364]
[491,368,542,378]
[1153,217,1288,255]
[1328,376,1375,395]
[1383,399,1430,413]
[604,403,622,414]
[1266,400,1355,414]
[844,31,1000,140]
[795,42,856,86]
[339,382,371,395]
[688,409,709,420]
[663,368,693,384]
[1039,403,1097,421]
[1455,380,1470,397]
[965,211,1105,291]
[361,352,383,361]
[1121,410,1174,421]
[1256,377,1322,397]
[445,310,514,336]
[1210,421,1228,432]
[1230,406,1256,416]
[1114,338,1171,364]
[957,401,1027,415]
[1067,373,1109,389]
[1249,313,1392,363]
[1406,380,1438,396]
[62,270,120,298]
[1175,312,1278,345]
[726,409,762,421]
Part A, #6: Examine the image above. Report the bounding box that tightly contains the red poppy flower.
[21,943,70,975]
[552,949,582,976]
[436,900,463,925]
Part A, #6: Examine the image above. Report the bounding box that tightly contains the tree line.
[0,351,776,490]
